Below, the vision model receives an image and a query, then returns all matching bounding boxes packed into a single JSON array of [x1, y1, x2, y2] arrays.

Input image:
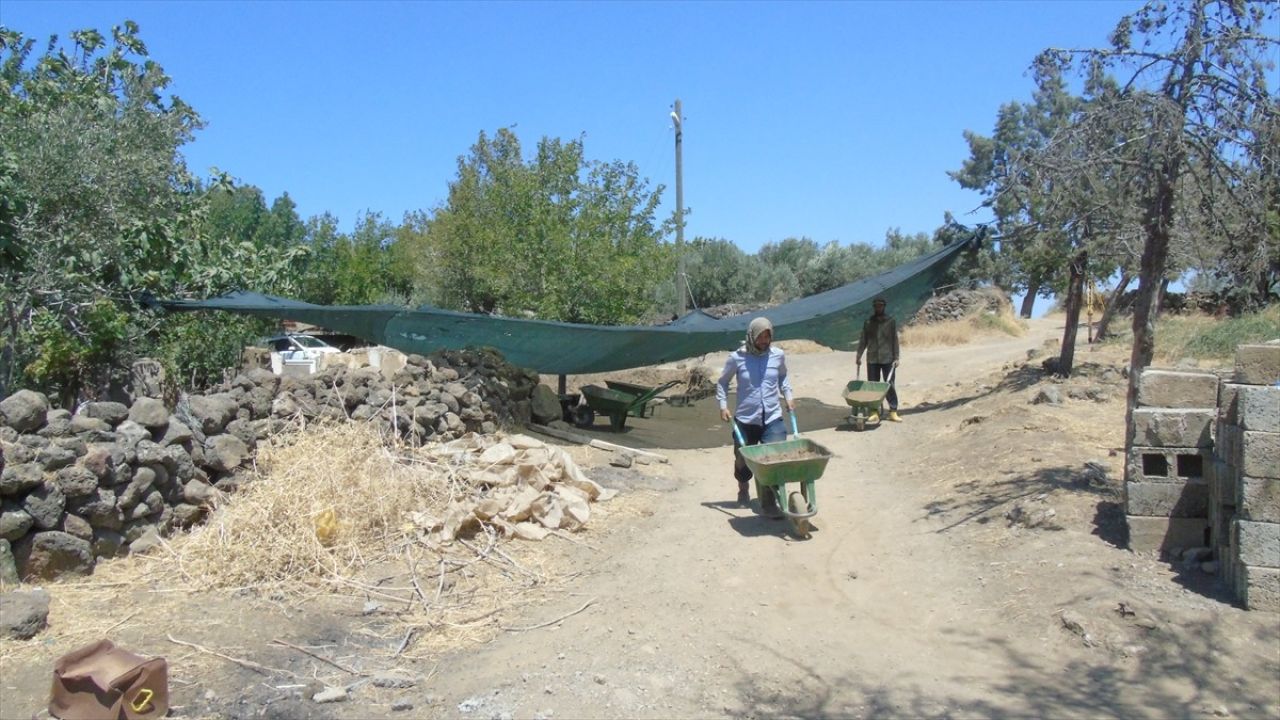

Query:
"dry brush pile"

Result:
[[0, 347, 575, 586]]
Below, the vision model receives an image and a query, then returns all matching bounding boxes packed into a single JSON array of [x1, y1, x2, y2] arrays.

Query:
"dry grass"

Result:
[[0, 423, 621, 679], [904, 308, 1027, 348], [170, 422, 435, 590]]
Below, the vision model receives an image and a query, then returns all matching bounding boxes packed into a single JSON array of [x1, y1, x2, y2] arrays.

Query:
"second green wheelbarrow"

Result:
[[843, 366, 895, 431], [735, 415, 833, 538], [575, 380, 681, 431]]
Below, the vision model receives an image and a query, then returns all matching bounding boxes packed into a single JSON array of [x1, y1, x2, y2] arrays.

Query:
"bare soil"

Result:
[[3, 317, 1278, 720]]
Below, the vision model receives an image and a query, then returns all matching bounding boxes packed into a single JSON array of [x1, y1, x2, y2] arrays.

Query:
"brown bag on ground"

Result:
[[49, 639, 169, 720]]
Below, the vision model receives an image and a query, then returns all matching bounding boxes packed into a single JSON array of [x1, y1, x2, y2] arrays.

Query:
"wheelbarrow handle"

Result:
[[789, 409, 800, 437], [730, 419, 747, 447]]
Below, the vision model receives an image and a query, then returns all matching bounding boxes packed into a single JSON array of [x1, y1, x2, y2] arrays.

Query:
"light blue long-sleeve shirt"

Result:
[[716, 346, 794, 426]]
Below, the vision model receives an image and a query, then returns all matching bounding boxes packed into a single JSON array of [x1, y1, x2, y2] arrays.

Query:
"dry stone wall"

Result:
[[1126, 343, 1280, 611], [0, 348, 550, 586]]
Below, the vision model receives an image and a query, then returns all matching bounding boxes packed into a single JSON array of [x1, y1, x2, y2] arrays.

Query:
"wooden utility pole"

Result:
[[673, 98, 686, 315]]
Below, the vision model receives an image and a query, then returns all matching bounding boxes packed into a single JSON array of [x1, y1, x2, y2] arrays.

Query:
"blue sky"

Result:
[[3, 0, 1147, 255]]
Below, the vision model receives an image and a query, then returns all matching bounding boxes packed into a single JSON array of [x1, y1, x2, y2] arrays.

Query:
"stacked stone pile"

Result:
[[1213, 344, 1280, 611], [0, 348, 553, 585], [911, 289, 1009, 325]]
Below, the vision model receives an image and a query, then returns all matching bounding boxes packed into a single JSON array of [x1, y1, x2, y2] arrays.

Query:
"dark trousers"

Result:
[[731, 418, 786, 483], [867, 363, 898, 410]]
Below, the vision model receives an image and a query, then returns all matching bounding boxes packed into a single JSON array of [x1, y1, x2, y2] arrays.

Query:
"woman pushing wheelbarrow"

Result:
[[716, 317, 795, 515]]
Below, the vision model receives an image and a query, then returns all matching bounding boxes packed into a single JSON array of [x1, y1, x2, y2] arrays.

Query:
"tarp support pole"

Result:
[[558, 374, 567, 396]]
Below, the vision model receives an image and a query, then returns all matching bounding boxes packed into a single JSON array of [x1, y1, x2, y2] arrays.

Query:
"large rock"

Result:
[[0, 504, 34, 542], [23, 483, 67, 530], [0, 539, 18, 587], [0, 463, 44, 496], [0, 588, 50, 638], [186, 394, 239, 435], [128, 397, 170, 430], [0, 390, 49, 434], [37, 409, 73, 438], [204, 434, 249, 473], [17, 531, 94, 579], [54, 465, 99, 498], [82, 401, 130, 427], [530, 384, 562, 424]]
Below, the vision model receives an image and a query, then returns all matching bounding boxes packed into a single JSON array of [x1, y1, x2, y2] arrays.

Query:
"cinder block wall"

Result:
[[1213, 344, 1280, 612], [1126, 369, 1218, 555], [1128, 345, 1280, 611]]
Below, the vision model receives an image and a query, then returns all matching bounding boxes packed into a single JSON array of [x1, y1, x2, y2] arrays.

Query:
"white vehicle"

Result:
[[265, 334, 342, 376]]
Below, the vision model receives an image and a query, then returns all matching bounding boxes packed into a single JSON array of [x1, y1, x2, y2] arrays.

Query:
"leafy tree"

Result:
[[1039, 0, 1277, 409], [296, 211, 411, 305], [681, 237, 752, 308], [0, 24, 306, 400], [417, 129, 673, 324]]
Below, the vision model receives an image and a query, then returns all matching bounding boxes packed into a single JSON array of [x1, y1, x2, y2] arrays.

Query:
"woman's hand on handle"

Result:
[[720, 408, 731, 422]]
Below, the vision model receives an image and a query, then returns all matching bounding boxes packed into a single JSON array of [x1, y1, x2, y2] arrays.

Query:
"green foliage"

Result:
[[297, 211, 412, 305], [0, 23, 309, 400], [153, 312, 273, 388], [415, 129, 673, 324], [21, 299, 129, 403]]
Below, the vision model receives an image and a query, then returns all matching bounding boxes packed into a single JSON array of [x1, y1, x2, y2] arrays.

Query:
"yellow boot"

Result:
[[867, 411, 880, 424], [887, 410, 902, 422]]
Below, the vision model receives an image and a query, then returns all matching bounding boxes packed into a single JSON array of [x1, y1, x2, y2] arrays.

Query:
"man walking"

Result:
[[855, 297, 901, 422]]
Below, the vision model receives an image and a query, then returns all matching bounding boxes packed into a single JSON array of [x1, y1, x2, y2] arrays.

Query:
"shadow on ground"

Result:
[[563, 396, 852, 450], [723, 610, 1280, 719]]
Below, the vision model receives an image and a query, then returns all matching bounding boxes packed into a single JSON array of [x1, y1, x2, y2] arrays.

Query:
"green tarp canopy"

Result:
[[160, 235, 975, 375]]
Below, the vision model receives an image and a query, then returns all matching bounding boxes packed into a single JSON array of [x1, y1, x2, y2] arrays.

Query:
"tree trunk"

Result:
[[1019, 280, 1040, 318], [1094, 270, 1132, 342], [1126, 170, 1178, 429], [1058, 251, 1087, 377]]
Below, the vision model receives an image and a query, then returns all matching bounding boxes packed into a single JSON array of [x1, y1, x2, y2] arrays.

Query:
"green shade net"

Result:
[[160, 235, 976, 374]]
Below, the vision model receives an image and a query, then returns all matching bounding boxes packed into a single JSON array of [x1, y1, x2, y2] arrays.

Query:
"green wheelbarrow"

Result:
[[576, 380, 681, 432], [843, 366, 894, 431], [603, 379, 681, 419], [734, 415, 833, 538]]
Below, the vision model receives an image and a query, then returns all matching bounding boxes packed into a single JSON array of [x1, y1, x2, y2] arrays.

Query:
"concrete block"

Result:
[[1216, 423, 1242, 466], [1235, 344, 1280, 386], [1235, 519, 1280, 568], [1219, 383, 1244, 424], [1238, 386, 1280, 432], [1125, 480, 1209, 518], [1136, 369, 1220, 409], [1242, 431, 1280, 479], [1239, 477, 1280, 524], [1240, 564, 1280, 612], [1130, 409, 1215, 448], [1127, 515, 1208, 553], [1126, 446, 1210, 483]]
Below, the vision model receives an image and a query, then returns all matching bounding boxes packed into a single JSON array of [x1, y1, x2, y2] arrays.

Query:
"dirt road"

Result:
[[3, 318, 1276, 719], [418, 319, 1279, 719]]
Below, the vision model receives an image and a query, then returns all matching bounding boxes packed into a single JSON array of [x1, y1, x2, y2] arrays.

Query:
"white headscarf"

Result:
[[744, 316, 773, 356]]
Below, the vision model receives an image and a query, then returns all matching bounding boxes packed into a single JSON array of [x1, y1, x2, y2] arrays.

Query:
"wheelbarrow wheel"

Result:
[[572, 406, 595, 428], [854, 416, 866, 432], [788, 491, 811, 538]]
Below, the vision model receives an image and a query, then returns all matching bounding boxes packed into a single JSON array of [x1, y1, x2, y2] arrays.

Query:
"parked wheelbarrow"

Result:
[[603, 379, 681, 419], [734, 414, 833, 538], [575, 380, 681, 431], [843, 366, 895, 431]]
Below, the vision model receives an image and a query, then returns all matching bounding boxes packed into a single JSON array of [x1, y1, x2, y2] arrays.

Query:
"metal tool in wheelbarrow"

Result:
[[732, 410, 830, 538], [843, 365, 895, 431]]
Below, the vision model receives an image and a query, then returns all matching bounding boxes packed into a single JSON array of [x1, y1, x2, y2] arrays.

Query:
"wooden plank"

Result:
[[525, 424, 670, 464], [588, 439, 669, 464]]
